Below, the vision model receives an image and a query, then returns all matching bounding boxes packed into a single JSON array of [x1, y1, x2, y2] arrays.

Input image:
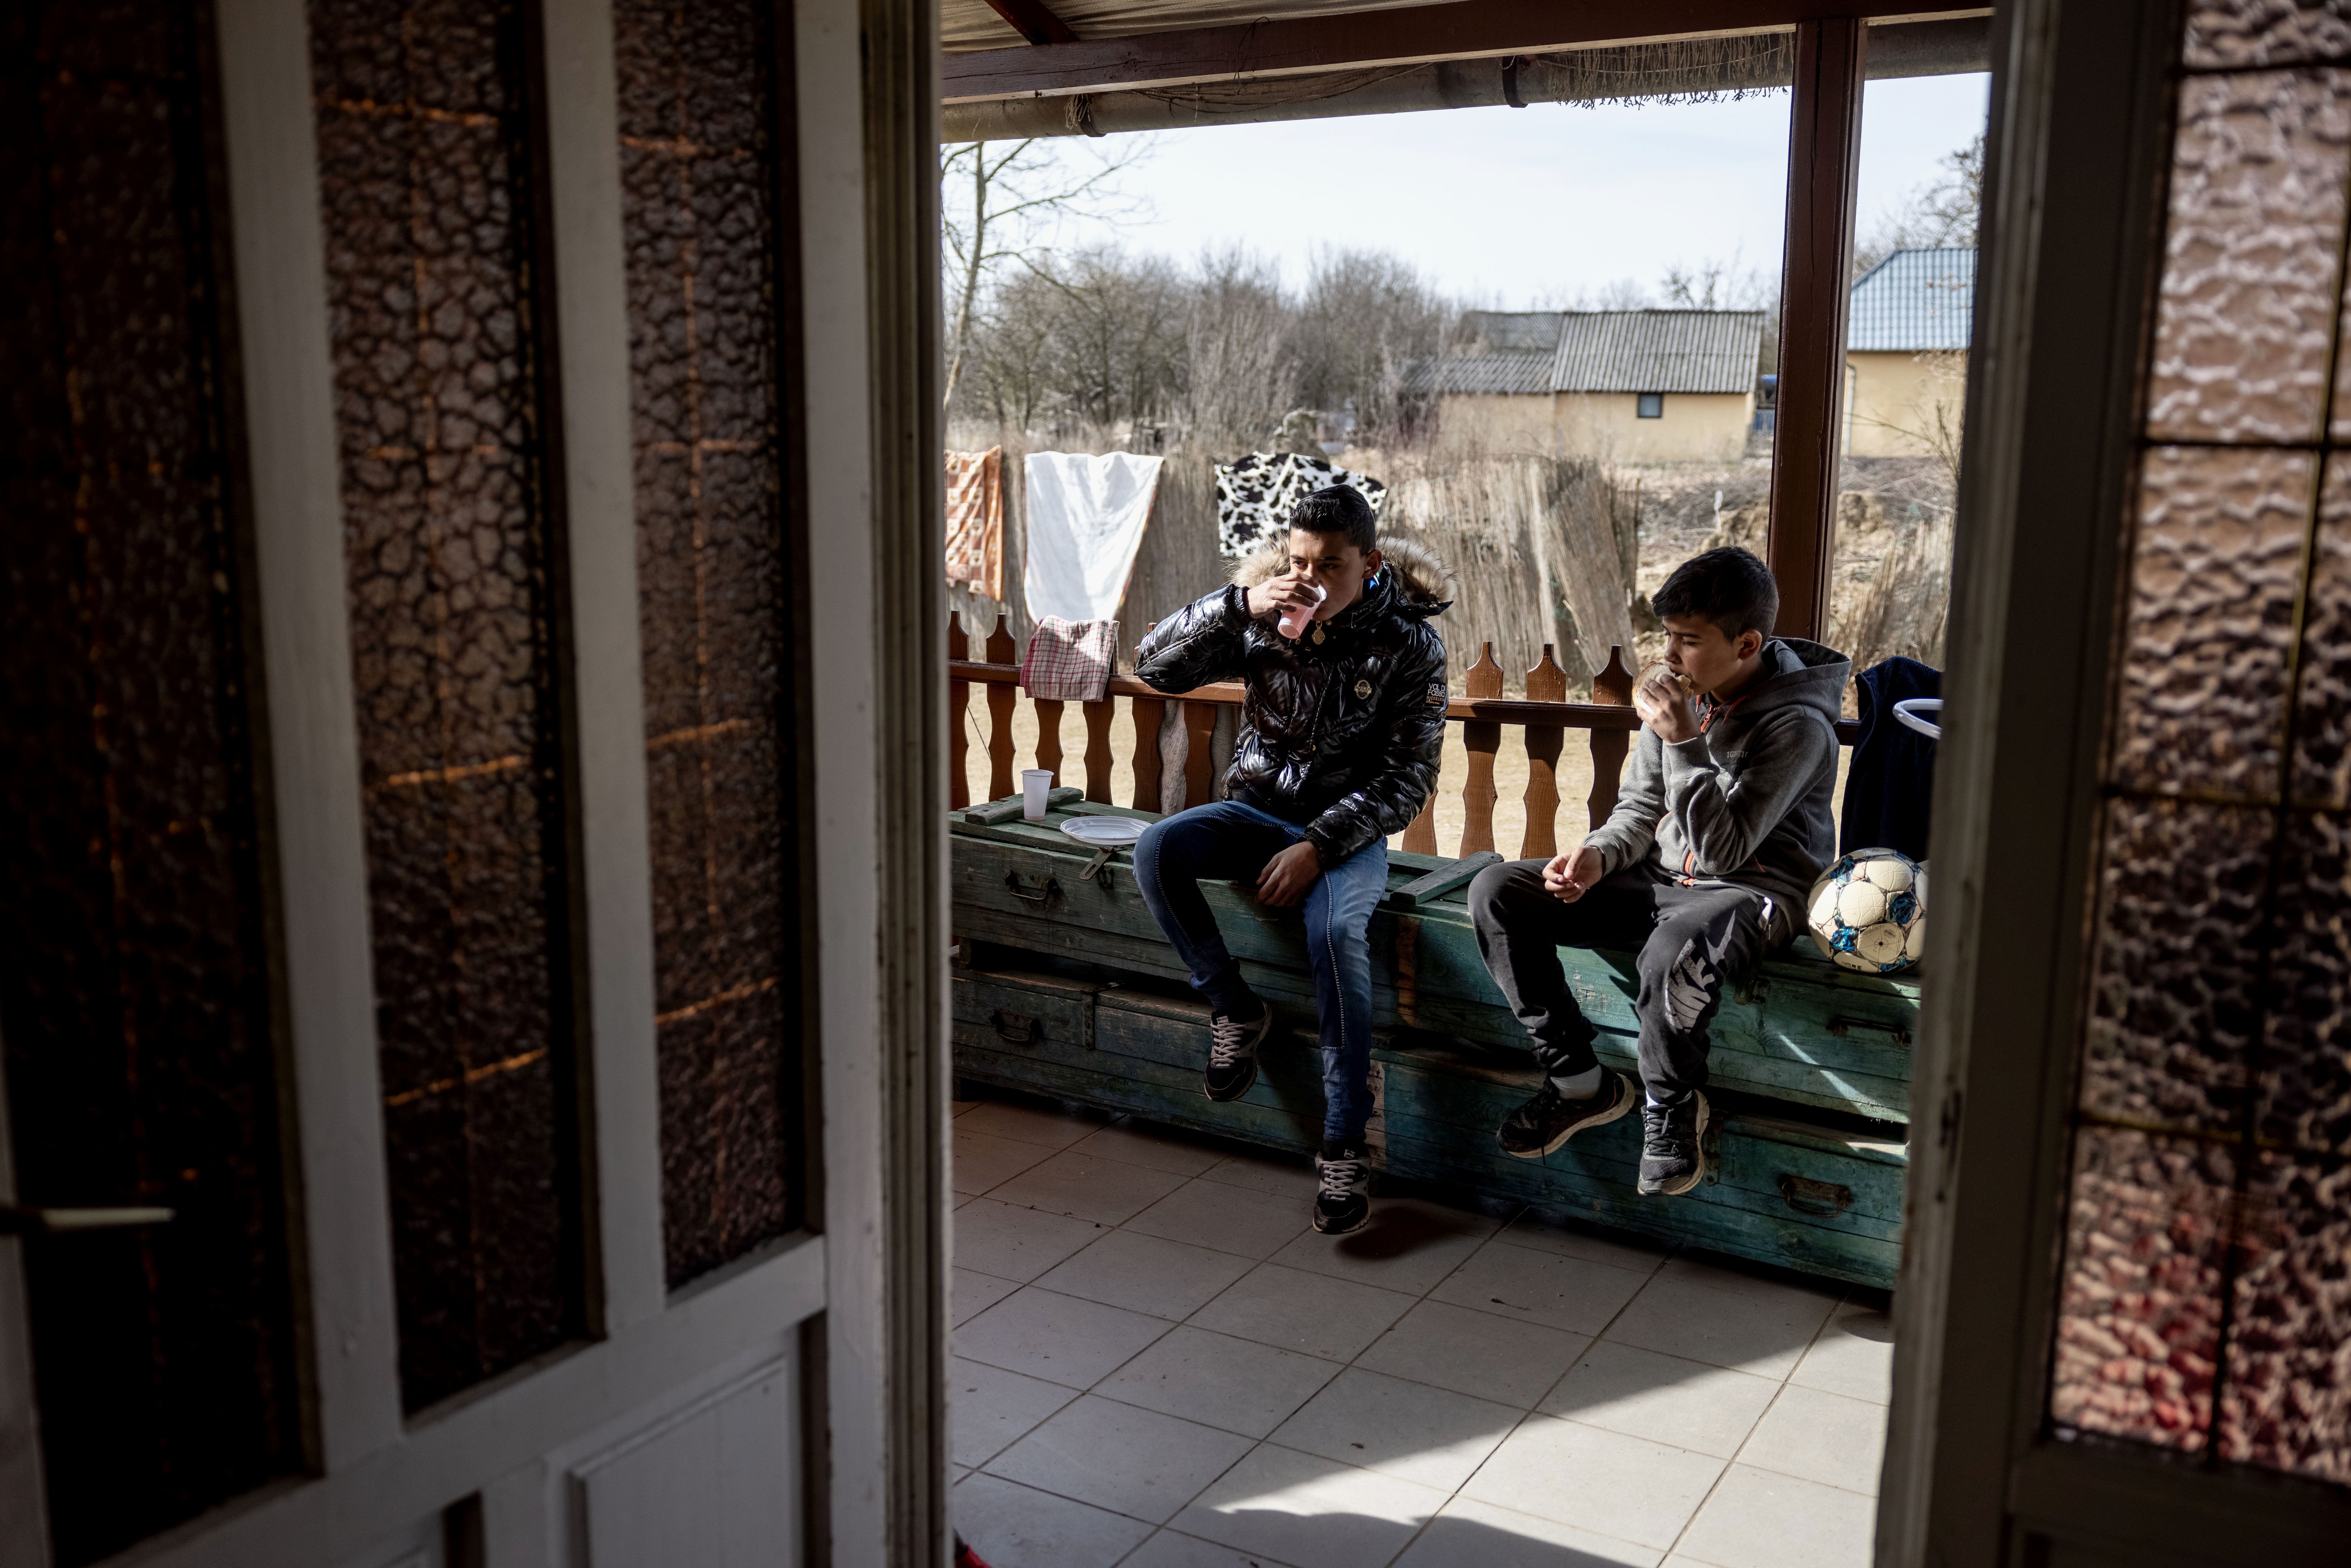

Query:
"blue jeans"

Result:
[[1131, 801, 1388, 1144]]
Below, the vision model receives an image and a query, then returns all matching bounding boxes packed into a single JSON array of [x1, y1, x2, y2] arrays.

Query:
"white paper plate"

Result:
[[1060, 815, 1145, 846]]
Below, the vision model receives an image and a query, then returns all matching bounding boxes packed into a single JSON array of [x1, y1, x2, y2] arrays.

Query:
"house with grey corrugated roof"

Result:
[[1404, 309, 1764, 462], [1845, 247, 1974, 458]]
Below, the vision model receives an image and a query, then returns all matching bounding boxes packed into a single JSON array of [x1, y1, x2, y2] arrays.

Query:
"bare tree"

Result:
[[1854, 132, 1984, 276], [1180, 247, 1297, 451], [939, 137, 1151, 411]]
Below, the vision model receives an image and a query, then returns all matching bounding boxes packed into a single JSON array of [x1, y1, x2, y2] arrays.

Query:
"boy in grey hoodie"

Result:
[[1466, 548, 1849, 1195]]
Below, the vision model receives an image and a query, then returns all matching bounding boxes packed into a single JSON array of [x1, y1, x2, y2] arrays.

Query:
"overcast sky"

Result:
[[1035, 72, 1990, 306]]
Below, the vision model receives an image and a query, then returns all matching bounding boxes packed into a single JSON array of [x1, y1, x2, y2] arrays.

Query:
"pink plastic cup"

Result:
[[1277, 582, 1328, 640]]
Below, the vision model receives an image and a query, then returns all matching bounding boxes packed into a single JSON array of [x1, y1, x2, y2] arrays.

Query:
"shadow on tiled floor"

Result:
[[951, 1086, 1897, 1568]]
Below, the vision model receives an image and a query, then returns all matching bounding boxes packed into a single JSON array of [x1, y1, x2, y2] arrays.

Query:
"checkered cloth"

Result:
[[1018, 617, 1119, 702], [945, 446, 1004, 600]]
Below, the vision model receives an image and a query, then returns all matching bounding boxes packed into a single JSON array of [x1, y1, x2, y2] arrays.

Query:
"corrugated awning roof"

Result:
[[942, 0, 1438, 52], [1552, 309, 1764, 393], [1402, 309, 1764, 397], [1848, 248, 1976, 352], [1399, 352, 1555, 396]]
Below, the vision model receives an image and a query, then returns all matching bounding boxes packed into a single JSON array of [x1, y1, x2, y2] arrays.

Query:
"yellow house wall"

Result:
[[1844, 350, 1968, 458], [1436, 390, 1755, 462]]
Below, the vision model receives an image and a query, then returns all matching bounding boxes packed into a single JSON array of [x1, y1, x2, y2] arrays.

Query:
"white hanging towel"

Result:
[[1022, 451, 1163, 624]]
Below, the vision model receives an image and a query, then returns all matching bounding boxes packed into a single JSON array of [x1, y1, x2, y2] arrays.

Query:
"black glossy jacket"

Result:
[[1135, 537, 1453, 865]]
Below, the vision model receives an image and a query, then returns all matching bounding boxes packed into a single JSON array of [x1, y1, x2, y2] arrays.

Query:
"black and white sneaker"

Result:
[[1637, 1092, 1711, 1196], [1204, 1005, 1272, 1101], [1313, 1142, 1373, 1234], [1496, 1070, 1635, 1159]]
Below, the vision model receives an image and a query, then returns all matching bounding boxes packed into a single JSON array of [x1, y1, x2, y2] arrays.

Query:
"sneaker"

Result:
[[1314, 1142, 1372, 1234], [1205, 1004, 1272, 1101], [1496, 1070, 1635, 1159], [1637, 1092, 1711, 1196]]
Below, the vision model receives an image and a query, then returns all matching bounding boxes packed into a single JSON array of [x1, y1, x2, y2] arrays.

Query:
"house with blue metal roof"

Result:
[[1845, 247, 1975, 458], [1403, 308, 1765, 462]]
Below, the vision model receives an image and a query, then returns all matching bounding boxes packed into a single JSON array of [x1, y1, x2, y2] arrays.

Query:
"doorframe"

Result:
[[1880, 0, 2351, 1560]]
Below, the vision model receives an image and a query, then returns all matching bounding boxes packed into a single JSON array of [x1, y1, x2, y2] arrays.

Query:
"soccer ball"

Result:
[[1807, 849, 1927, 974]]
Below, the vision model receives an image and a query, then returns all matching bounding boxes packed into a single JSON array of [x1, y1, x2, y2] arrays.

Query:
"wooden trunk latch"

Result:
[[1777, 1173, 1854, 1217], [1004, 869, 1060, 908]]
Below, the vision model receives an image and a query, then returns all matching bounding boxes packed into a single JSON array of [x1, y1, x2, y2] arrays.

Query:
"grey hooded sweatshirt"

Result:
[[1582, 637, 1851, 942]]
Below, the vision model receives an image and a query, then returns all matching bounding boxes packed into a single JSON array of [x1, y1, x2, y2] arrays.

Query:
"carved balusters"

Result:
[[1521, 645, 1568, 860], [1034, 699, 1065, 783], [1587, 645, 1636, 828], [1082, 697, 1117, 803], [984, 613, 1018, 802], [1181, 699, 1218, 812], [1460, 643, 1503, 856], [948, 612, 971, 810], [1129, 696, 1166, 811]]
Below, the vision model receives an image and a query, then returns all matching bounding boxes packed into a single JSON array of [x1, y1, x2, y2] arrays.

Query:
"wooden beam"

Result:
[[979, 0, 1076, 48], [1766, 16, 1866, 644], [942, 0, 1981, 102]]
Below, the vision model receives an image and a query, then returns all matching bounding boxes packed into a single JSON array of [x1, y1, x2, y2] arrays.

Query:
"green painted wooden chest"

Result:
[[949, 800, 1917, 1289]]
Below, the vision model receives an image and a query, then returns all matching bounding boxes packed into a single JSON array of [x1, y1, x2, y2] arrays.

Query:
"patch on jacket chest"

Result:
[[1354, 679, 1372, 699]]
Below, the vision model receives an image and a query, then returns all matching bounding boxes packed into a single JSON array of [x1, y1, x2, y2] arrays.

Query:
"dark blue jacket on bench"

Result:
[[1841, 656, 1939, 863]]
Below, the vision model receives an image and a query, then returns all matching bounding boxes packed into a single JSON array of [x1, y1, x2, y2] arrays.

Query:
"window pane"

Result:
[[309, 0, 585, 1412], [2082, 799, 2271, 1138], [0, 4, 302, 1555], [2262, 809, 2351, 1153], [614, 0, 804, 1287], [2111, 445, 2310, 801], [2185, 0, 2351, 70], [2051, 1128, 2234, 1452], [2218, 1150, 2351, 1479], [2144, 69, 2349, 447]]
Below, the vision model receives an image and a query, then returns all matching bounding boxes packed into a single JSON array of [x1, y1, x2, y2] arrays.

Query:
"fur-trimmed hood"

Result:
[[1228, 535, 1455, 621]]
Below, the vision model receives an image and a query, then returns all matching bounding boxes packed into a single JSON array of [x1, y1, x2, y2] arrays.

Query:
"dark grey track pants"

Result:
[[1466, 859, 1769, 1107]]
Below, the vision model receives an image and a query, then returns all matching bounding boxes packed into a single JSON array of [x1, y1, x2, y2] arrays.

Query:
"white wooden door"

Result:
[[0, 0, 945, 1561]]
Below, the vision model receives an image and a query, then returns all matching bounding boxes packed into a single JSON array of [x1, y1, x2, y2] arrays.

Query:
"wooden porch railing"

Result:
[[948, 612, 1861, 861]]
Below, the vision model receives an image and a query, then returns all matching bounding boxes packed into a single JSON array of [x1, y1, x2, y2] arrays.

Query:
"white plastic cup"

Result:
[[1278, 581, 1328, 640], [1021, 769, 1054, 821]]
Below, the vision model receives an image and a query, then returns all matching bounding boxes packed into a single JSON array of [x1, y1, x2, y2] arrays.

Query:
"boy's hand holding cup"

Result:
[[1634, 662, 1700, 744], [1249, 571, 1327, 639]]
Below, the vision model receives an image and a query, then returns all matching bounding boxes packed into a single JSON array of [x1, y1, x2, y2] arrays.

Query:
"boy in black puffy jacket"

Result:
[[1132, 486, 1451, 1235]]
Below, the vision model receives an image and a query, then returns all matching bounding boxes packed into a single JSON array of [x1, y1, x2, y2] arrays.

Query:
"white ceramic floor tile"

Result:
[[1196, 1147, 1320, 1197], [1540, 1341, 1780, 1459], [961, 1099, 1116, 1150], [1268, 1208, 1490, 1297], [1500, 1210, 1676, 1276], [1602, 1272, 1835, 1381], [1069, 1120, 1229, 1178], [952, 1356, 1081, 1468], [1391, 1496, 1662, 1568], [1788, 1301, 1895, 1406], [992, 1149, 1193, 1226], [955, 1472, 1154, 1568], [1268, 1367, 1522, 1493], [1671, 1464, 1875, 1568], [1357, 1299, 1593, 1409], [958, 1288, 1175, 1388], [1737, 1384, 1887, 1496], [1120, 1528, 1305, 1568], [956, 1198, 1115, 1283], [1126, 1178, 1315, 1260], [1189, 1263, 1417, 1363], [954, 1267, 1022, 1327], [1653, 1255, 1842, 1313], [956, 1126, 1058, 1195], [1096, 1325, 1342, 1438], [1172, 1442, 1449, 1568], [1038, 1229, 1257, 1321], [988, 1394, 1255, 1525], [1461, 1413, 1723, 1550], [1429, 1240, 1651, 1337]]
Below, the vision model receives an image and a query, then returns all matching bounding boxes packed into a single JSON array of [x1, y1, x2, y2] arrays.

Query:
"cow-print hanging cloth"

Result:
[[1214, 452, 1387, 558]]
